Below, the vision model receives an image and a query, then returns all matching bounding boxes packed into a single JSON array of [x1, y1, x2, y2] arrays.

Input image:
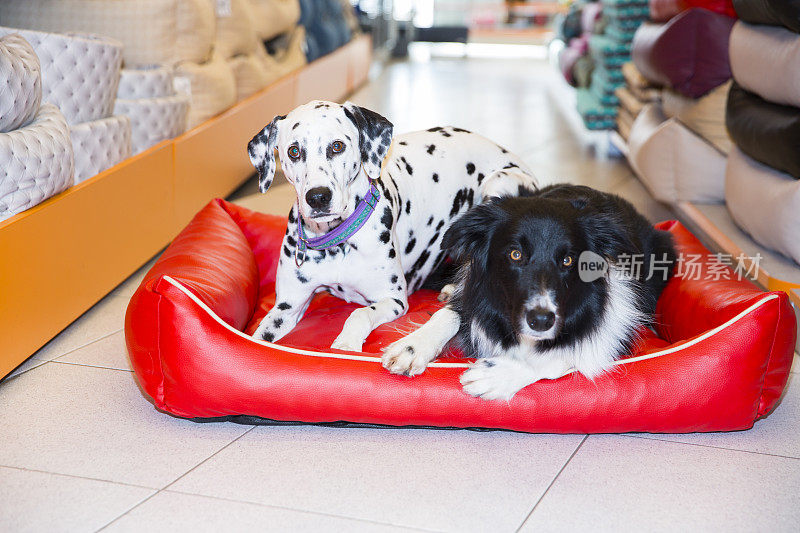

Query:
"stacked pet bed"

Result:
[[114, 67, 190, 155], [125, 199, 796, 432], [0, 34, 74, 221], [615, 62, 661, 140], [724, 1, 800, 265], [624, 6, 736, 203], [0, 27, 130, 185]]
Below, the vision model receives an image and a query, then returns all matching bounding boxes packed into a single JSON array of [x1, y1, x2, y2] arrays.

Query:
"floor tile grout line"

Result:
[[47, 328, 125, 363], [515, 435, 588, 532], [619, 433, 800, 461], [0, 464, 159, 491], [95, 425, 259, 532], [161, 489, 443, 533], [50, 360, 133, 373]]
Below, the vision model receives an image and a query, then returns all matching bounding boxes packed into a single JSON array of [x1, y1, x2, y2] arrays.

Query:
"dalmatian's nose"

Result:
[[305, 187, 332, 210]]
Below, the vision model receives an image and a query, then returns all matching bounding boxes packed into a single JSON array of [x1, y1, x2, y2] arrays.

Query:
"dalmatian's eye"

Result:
[[331, 140, 345, 153], [287, 145, 300, 160]]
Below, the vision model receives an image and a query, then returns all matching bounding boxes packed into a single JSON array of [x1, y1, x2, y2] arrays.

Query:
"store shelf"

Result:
[[0, 35, 372, 379]]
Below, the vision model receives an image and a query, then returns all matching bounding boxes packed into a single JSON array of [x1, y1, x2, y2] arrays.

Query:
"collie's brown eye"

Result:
[[509, 249, 523, 262], [287, 145, 300, 160], [331, 140, 345, 153], [562, 255, 574, 267]]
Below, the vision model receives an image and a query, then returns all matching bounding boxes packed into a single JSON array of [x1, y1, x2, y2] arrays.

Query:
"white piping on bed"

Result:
[[163, 275, 779, 371]]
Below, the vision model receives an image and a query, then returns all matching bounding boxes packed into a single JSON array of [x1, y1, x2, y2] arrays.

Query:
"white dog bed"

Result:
[[69, 115, 132, 183], [662, 80, 732, 155], [0, 103, 74, 221], [0, 27, 122, 126], [114, 94, 189, 155], [628, 104, 726, 204], [0, 34, 41, 133], [250, 0, 301, 41], [117, 66, 175, 100], [730, 21, 800, 108], [0, 0, 215, 68], [726, 147, 800, 265], [175, 52, 237, 129]]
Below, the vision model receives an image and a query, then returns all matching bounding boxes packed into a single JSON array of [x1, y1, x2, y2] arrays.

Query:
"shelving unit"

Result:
[[0, 35, 373, 379]]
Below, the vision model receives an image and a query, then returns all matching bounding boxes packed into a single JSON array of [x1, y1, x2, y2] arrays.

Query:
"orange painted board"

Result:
[[348, 35, 372, 91], [0, 143, 174, 378], [296, 46, 352, 106], [173, 74, 298, 228]]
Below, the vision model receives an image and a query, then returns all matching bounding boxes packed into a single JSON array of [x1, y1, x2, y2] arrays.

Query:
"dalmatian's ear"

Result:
[[342, 102, 393, 180], [248, 114, 285, 193]]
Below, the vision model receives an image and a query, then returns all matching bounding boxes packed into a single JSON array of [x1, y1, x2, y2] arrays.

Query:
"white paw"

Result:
[[331, 333, 364, 352], [253, 321, 274, 342], [382, 335, 438, 376], [460, 358, 530, 401], [437, 284, 456, 303]]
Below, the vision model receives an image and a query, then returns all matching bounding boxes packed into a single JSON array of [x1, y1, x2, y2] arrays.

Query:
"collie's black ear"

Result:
[[580, 211, 638, 263], [342, 101, 393, 180], [248, 114, 285, 193], [442, 202, 507, 265]]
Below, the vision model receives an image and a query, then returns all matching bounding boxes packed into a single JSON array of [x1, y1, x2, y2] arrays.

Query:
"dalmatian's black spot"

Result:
[[263, 332, 275, 342], [405, 239, 416, 254], [388, 249, 396, 259], [287, 209, 296, 223], [436, 220, 445, 231], [273, 318, 283, 328], [391, 274, 398, 283], [286, 235, 296, 246], [484, 359, 496, 367], [504, 162, 519, 169], [392, 298, 406, 310], [427, 215, 434, 226], [380, 231, 390, 243], [440, 130, 452, 137], [283, 245, 292, 258], [449, 188, 475, 217], [404, 250, 431, 284], [296, 271, 309, 283], [432, 173, 439, 182], [400, 157, 413, 175], [381, 206, 393, 229], [314, 102, 330, 109], [292, 122, 300, 130], [312, 249, 327, 263], [452, 127, 471, 133], [477, 172, 485, 185], [466, 162, 475, 175], [370, 305, 376, 310], [428, 232, 440, 246], [399, 141, 407, 146], [394, 309, 400, 316], [277, 302, 292, 310], [427, 127, 443, 132], [337, 285, 343, 292], [405, 200, 411, 215], [427, 144, 436, 154], [500, 146, 509, 153]]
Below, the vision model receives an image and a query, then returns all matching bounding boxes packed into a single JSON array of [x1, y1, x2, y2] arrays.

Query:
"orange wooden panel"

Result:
[[173, 74, 298, 228], [0, 143, 174, 378], [296, 46, 352, 106]]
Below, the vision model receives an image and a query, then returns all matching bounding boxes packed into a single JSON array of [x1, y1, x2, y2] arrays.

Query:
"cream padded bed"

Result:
[[662, 81, 732, 155], [0, 34, 41, 133], [175, 51, 237, 129], [69, 115, 132, 183], [117, 66, 175, 100], [249, 0, 301, 41], [114, 94, 189, 155], [0, 104, 74, 221], [0, 0, 215, 68]]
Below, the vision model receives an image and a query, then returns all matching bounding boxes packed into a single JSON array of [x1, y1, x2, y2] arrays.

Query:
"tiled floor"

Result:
[[2, 48, 799, 532]]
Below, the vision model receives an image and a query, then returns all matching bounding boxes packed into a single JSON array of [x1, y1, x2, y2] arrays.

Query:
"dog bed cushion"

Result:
[[117, 66, 175, 100], [628, 103, 726, 203], [0, 0, 215, 68], [228, 53, 275, 102], [616, 86, 646, 117], [0, 34, 41, 133], [662, 80, 732, 154], [114, 94, 190, 155], [726, 147, 800, 265], [577, 89, 617, 130], [632, 9, 735, 98], [174, 52, 237, 129], [69, 115, 131, 183], [250, 0, 301, 41], [216, 0, 259, 59], [730, 22, 800, 109], [0, 103, 73, 221], [125, 199, 795, 432], [0, 28, 122, 126], [726, 82, 800, 179], [732, 0, 800, 33]]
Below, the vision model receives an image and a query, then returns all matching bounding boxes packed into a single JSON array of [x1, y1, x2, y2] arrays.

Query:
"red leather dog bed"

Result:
[[125, 199, 796, 433]]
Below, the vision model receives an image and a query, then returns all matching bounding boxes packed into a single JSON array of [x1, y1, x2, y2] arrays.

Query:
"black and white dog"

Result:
[[247, 100, 539, 350], [382, 184, 677, 400]]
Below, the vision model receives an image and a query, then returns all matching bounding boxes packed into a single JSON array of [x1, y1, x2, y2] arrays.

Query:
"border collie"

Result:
[[381, 184, 677, 400]]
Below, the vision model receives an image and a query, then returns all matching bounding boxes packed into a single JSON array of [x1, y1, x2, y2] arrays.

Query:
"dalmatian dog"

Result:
[[247, 100, 539, 351]]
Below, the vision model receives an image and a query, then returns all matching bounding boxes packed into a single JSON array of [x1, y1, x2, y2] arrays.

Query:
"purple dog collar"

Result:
[[295, 179, 381, 266]]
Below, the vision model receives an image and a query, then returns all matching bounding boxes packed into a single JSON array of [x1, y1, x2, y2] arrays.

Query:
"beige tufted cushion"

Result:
[[628, 103, 726, 204], [260, 26, 307, 78], [0, 34, 41, 133], [175, 51, 237, 129], [0, 103, 74, 221], [117, 66, 175, 100], [249, 0, 301, 41], [0, 27, 122, 126], [114, 93, 189, 155], [216, 0, 259, 59], [662, 81, 732, 155], [69, 115, 131, 183], [0, 0, 215, 68], [228, 53, 275, 102]]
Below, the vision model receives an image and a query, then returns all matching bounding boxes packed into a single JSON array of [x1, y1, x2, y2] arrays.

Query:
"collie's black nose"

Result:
[[305, 187, 332, 209], [527, 308, 555, 332]]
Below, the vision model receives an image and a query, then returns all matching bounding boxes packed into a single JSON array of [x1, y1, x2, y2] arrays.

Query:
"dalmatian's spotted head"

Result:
[[248, 100, 393, 224]]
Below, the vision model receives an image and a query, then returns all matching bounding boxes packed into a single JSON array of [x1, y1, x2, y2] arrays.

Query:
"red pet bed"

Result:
[[125, 199, 796, 433]]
